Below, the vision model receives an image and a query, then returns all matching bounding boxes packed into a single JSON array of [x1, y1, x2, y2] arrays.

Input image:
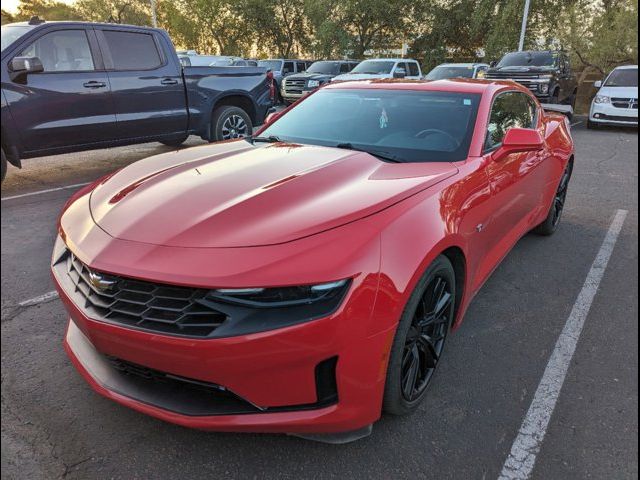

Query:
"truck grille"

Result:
[[484, 73, 542, 92], [611, 98, 639, 109], [62, 250, 227, 337], [283, 78, 306, 94]]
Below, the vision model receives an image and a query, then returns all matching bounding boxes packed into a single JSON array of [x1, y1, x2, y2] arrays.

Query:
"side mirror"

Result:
[[10, 56, 44, 82], [393, 67, 406, 79], [593, 80, 602, 89], [491, 128, 543, 161]]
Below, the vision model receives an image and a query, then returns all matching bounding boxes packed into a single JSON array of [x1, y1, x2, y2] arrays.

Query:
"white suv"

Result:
[[588, 65, 638, 129], [332, 58, 422, 82]]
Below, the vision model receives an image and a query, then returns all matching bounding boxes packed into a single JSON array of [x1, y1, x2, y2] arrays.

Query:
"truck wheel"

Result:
[[550, 90, 560, 104], [160, 135, 189, 147], [211, 106, 253, 142], [1, 147, 7, 182]]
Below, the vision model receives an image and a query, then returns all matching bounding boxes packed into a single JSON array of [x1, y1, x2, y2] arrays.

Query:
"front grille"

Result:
[[62, 250, 227, 337], [485, 72, 541, 81], [611, 98, 639, 109], [283, 78, 306, 94]]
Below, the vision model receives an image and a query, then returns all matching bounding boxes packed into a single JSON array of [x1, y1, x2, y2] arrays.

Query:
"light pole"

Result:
[[150, 0, 158, 28], [518, 0, 531, 51]]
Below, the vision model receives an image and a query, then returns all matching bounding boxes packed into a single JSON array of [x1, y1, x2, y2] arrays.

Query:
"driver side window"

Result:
[[19, 29, 95, 72], [485, 92, 536, 151]]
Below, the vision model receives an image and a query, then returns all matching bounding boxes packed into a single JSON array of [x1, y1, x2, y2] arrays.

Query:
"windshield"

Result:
[[498, 52, 557, 68], [258, 60, 283, 71], [256, 89, 481, 163], [1, 25, 34, 52], [351, 60, 395, 75], [307, 61, 341, 75], [605, 68, 638, 87], [427, 66, 475, 80]]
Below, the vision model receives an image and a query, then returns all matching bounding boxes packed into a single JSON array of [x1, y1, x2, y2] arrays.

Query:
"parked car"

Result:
[[485, 50, 577, 105], [280, 60, 359, 104], [0, 20, 274, 181], [257, 59, 313, 102], [53, 78, 574, 442], [588, 65, 638, 129], [426, 62, 489, 80], [332, 58, 422, 82], [179, 54, 225, 66]]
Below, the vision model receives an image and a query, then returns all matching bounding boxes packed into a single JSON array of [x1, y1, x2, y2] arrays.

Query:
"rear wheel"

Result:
[[533, 160, 573, 236], [210, 106, 252, 142], [1, 147, 7, 182], [383, 255, 456, 415]]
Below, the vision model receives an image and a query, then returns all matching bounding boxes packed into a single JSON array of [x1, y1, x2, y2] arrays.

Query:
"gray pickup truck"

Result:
[[1, 18, 274, 180]]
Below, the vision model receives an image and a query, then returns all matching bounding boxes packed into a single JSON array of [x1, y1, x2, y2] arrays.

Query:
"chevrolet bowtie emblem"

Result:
[[88, 271, 118, 292]]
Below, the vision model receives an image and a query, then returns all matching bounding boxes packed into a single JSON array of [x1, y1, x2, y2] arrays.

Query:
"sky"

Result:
[[2, 0, 76, 14]]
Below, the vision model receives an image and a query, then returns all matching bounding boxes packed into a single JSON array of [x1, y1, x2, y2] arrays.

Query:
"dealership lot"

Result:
[[1, 121, 637, 479]]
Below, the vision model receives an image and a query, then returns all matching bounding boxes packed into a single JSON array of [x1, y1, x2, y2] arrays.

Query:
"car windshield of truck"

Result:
[[498, 52, 557, 68], [427, 66, 475, 80], [605, 69, 638, 87], [258, 60, 283, 72], [1, 25, 34, 52], [307, 61, 340, 75], [351, 61, 395, 75], [255, 89, 481, 163]]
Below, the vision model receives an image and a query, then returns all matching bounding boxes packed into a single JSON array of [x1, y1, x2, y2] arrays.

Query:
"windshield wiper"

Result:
[[250, 135, 282, 144], [334, 143, 402, 163]]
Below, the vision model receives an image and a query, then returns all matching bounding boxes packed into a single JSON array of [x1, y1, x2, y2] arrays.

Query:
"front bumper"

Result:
[[589, 101, 638, 125]]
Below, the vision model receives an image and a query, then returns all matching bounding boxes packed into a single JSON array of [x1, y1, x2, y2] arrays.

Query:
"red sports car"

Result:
[[52, 79, 574, 442]]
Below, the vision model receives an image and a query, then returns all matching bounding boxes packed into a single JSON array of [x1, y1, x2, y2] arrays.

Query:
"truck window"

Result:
[[485, 91, 536, 151], [296, 61, 306, 72], [408, 62, 420, 76], [102, 30, 162, 71], [19, 29, 95, 72], [339, 63, 351, 73], [283, 61, 294, 74]]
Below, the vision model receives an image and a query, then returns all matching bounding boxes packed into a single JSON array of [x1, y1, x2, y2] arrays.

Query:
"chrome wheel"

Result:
[[221, 114, 248, 140]]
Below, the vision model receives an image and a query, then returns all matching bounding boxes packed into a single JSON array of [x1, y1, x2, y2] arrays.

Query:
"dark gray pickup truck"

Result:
[[0, 19, 274, 180]]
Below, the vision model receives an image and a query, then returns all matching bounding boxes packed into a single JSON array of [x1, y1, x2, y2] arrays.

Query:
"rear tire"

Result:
[[587, 119, 599, 130], [210, 106, 252, 142], [533, 160, 573, 236], [159, 135, 188, 147], [383, 255, 456, 415], [1, 147, 7, 183]]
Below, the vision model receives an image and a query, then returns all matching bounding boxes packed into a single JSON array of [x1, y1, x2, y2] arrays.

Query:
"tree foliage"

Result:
[[2, 0, 637, 75]]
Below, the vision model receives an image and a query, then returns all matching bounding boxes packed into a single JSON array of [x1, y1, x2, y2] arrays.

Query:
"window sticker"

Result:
[[379, 108, 388, 129], [464, 99, 472, 106]]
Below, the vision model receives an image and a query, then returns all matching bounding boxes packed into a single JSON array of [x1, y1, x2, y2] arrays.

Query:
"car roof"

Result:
[[612, 65, 638, 70], [362, 58, 419, 63], [437, 63, 488, 68], [325, 78, 523, 95]]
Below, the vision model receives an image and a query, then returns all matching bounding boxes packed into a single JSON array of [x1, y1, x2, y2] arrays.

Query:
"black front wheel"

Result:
[[533, 161, 573, 236], [383, 255, 456, 415]]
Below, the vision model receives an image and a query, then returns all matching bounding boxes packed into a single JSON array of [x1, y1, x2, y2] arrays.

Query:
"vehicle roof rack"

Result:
[[28, 16, 45, 25]]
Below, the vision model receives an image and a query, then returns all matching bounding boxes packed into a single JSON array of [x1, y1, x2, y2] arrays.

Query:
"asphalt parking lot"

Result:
[[1, 119, 637, 479]]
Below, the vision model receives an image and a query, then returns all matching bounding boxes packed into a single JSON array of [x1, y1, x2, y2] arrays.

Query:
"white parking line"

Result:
[[498, 209, 628, 480], [571, 120, 583, 127], [1, 182, 91, 202], [18, 290, 59, 307]]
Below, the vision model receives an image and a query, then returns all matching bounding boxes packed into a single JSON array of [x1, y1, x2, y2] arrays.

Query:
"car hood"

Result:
[[89, 141, 458, 248], [597, 85, 638, 98], [332, 73, 393, 81], [287, 72, 335, 81]]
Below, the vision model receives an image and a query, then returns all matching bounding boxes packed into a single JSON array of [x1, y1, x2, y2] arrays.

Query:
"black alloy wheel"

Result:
[[533, 160, 573, 236], [383, 255, 456, 415]]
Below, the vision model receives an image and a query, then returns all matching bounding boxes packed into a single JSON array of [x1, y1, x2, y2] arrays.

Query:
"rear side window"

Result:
[[486, 91, 537, 151], [19, 29, 94, 72], [408, 62, 420, 76], [283, 61, 294, 74], [102, 30, 162, 70], [296, 61, 306, 72], [339, 63, 351, 73]]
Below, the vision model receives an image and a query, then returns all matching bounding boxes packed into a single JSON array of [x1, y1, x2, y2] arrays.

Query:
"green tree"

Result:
[[74, 0, 151, 25], [13, 0, 82, 21], [1, 9, 16, 25]]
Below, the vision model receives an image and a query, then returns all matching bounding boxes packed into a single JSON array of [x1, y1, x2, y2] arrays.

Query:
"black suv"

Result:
[[485, 51, 578, 106], [280, 60, 359, 104]]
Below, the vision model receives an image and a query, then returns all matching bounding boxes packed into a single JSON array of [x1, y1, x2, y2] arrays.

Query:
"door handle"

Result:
[[83, 81, 106, 89], [161, 78, 178, 85]]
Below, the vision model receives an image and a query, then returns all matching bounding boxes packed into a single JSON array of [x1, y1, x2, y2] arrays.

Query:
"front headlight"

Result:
[[204, 279, 352, 336], [595, 95, 610, 104], [307, 79, 321, 88]]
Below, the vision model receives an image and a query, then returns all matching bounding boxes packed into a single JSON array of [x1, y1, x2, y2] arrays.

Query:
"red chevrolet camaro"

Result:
[[52, 79, 574, 442]]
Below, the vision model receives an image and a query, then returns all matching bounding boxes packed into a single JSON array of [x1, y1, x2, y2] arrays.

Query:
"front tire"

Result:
[[383, 255, 456, 415], [210, 106, 252, 142], [533, 160, 573, 236], [159, 134, 188, 147], [587, 119, 599, 130]]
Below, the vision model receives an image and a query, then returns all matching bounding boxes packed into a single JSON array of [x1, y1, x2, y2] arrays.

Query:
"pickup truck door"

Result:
[[94, 27, 188, 140], [5, 27, 117, 154]]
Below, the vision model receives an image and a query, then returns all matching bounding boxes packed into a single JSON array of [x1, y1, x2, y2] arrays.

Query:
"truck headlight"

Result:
[[307, 80, 321, 88], [595, 95, 610, 104]]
